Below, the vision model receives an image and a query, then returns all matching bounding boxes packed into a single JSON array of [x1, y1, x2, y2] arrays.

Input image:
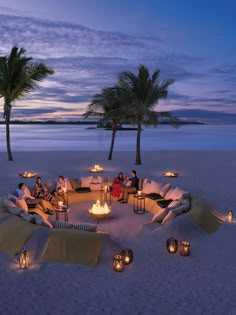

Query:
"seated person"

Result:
[[16, 182, 54, 215], [118, 170, 139, 203], [111, 172, 126, 199], [54, 175, 68, 205], [32, 176, 53, 202]]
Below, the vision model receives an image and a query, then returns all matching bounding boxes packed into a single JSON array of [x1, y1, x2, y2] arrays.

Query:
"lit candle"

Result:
[[113, 254, 124, 272], [227, 210, 233, 223], [137, 190, 142, 196], [166, 237, 178, 253], [58, 201, 63, 208]]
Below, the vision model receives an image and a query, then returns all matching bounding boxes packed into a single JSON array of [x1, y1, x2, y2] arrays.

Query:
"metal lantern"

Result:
[[227, 210, 233, 223], [166, 237, 178, 253], [180, 241, 191, 256], [120, 248, 133, 265], [19, 249, 30, 269], [113, 254, 124, 272]]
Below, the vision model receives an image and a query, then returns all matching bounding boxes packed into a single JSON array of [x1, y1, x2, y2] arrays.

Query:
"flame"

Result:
[[89, 200, 111, 214]]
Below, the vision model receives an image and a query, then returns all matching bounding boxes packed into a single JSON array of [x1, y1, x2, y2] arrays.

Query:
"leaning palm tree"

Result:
[[118, 64, 177, 165], [85, 86, 127, 160], [0, 47, 54, 161]]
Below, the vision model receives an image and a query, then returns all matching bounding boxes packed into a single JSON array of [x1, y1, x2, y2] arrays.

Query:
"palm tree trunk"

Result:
[[5, 104, 13, 161], [135, 122, 142, 165], [108, 128, 117, 160]]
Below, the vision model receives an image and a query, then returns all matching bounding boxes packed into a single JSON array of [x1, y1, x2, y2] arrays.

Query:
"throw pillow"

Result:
[[91, 176, 103, 184], [65, 178, 73, 191], [165, 187, 177, 200], [44, 180, 56, 193], [150, 180, 164, 194], [161, 210, 176, 225], [90, 183, 102, 191], [20, 212, 35, 223], [33, 214, 53, 228], [73, 223, 97, 232], [69, 178, 81, 189], [160, 183, 171, 197], [142, 180, 152, 194], [81, 176, 93, 187], [4, 198, 22, 215], [16, 199, 28, 212], [167, 200, 181, 210], [152, 208, 169, 222]]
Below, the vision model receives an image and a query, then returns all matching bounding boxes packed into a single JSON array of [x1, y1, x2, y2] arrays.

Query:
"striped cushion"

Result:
[[49, 219, 73, 229], [33, 214, 53, 228], [20, 212, 35, 222], [73, 223, 97, 232], [4, 198, 23, 215]]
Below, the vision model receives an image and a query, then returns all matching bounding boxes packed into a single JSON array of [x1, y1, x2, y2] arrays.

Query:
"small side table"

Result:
[[54, 207, 70, 222], [133, 195, 146, 214], [100, 185, 112, 205]]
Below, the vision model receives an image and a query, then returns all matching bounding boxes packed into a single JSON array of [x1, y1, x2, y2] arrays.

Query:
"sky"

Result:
[[0, 0, 235, 122]]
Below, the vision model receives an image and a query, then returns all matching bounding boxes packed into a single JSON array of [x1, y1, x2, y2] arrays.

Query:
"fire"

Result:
[[89, 200, 111, 214]]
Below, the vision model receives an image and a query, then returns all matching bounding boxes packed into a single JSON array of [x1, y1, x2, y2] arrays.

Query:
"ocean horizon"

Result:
[[0, 124, 236, 152]]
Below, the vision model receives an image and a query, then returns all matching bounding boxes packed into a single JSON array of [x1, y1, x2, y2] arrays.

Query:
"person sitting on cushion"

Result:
[[118, 170, 139, 203], [16, 182, 54, 214], [32, 176, 54, 202], [111, 172, 126, 199], [54, 175, 68, 205]]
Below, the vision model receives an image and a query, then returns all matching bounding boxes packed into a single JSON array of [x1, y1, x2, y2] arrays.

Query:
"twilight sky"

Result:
[[0, 0, 235, 122]]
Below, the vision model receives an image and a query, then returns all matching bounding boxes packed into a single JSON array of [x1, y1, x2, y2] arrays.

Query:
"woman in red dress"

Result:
[[111, 172, 126, 199]]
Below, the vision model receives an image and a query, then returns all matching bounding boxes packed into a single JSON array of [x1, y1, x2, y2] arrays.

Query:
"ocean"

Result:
[[0, 124, 235, 151]]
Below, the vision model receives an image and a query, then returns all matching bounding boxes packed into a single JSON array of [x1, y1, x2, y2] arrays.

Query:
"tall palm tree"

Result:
[[0, 47, 54, 161], [85, 86, 127, 160], [118, 64, 177, 165]]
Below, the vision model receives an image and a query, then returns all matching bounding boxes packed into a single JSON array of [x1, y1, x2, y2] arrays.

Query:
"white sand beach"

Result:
[[0, 150, 236, 315]]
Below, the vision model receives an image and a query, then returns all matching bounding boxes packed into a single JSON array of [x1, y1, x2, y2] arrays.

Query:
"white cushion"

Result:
[[65, 178, 73, 191], [4, 198, 22, 215], [80, 176, 93, 187], [167, 200, 181, 210], [163, 187, 176, 199], [149, 181, 163, 194], [161, 210, 176, 225], [92, 176, 103, 184], [160, 183, 171, 197], [44, 180, 56, 193], [152, 208, 169, 222], [23, 185, 32, 197], [142, 180, 152, 194]]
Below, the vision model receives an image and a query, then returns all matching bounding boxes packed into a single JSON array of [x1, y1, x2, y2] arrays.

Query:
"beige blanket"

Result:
[[185, 196, 224, 234]]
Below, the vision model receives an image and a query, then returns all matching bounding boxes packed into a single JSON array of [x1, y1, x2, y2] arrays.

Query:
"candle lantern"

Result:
[[19, 249, 30, 269], [137, 190, 142, 196], [166, 237, 178, 253], [113, 254, 124, 272], [120, 248, 133, 265], [180, 241, 191, 256], [227, 210, 233, 223]]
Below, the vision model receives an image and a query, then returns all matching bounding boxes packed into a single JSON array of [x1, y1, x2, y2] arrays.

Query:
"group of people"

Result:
[[16, 171, 139, 213], [111, 170, 139, 203], [16, 175, 68, 214]]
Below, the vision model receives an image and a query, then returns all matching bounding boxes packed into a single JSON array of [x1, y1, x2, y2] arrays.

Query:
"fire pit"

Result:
[[162, 171, 179, 178], [89, 164, 103, 173], [89, 200, 111, 222], [19, 171, 37, 178]]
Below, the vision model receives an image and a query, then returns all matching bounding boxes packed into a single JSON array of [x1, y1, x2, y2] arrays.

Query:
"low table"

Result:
[[54, 206, 70, 222], [133, 194, 146, 214]]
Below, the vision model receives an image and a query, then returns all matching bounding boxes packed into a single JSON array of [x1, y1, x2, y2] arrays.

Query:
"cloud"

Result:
[[0, 12, 235, 121]]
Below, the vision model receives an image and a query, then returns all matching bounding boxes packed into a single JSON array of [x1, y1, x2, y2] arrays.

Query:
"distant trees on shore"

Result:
[[0, 47, 54, 161]]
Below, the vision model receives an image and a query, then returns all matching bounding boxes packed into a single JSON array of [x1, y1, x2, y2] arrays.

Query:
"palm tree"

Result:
[[0, 47, 54, 161], [118, 64, 177, 165], [85, 86, 127, 160]]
